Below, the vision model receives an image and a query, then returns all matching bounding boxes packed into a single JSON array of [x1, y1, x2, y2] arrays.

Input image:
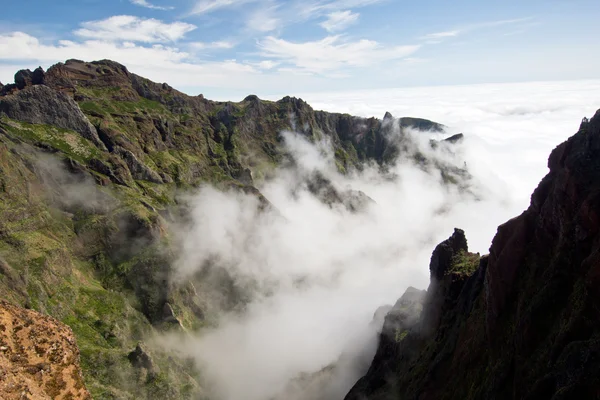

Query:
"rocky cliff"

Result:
[[0, 59, 456, 399], [345, 111, 600, 399]]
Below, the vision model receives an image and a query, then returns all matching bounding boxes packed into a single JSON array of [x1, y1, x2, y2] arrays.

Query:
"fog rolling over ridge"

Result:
[[157, 81, 600, 400]]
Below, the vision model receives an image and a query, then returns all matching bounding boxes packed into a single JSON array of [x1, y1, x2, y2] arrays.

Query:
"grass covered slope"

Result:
[[0, 59, 452, 398]]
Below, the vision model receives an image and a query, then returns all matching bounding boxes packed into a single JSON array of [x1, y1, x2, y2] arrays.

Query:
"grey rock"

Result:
[[443, 133, 464, 143], [114, 146, 163, 183], [31, 67, 45, 85], [0, 85, 106, 150], [14, 69, 33, 89]]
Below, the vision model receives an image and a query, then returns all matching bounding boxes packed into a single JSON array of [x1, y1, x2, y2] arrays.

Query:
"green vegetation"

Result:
[[448, 249, 480, 276], [394, 328, 408, 342], [0, 117, 103, 163]]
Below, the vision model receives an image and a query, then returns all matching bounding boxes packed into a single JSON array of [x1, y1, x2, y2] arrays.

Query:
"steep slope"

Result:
[[0, 300, 90, 399], [345, 111, 600, 399], [0, 59, 458, 398]]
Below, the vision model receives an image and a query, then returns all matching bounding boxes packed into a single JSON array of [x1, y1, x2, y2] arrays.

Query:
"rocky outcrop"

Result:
[[0, 85, 106, 150], [114, 147, 163, 183], [0, 300, 90, 399], [14, 67, 45, 90], [345, 109, 600, 400]]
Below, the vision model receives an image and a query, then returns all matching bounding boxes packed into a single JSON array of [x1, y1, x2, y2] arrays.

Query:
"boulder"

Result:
[[14, 69, 33, 89]]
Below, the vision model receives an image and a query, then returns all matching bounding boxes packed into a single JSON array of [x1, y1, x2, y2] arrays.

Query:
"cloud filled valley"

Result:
[[146, 80, 600, 400]]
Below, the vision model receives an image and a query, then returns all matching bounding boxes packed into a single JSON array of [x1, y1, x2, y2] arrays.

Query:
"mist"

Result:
[[160, 81, 600, 400]]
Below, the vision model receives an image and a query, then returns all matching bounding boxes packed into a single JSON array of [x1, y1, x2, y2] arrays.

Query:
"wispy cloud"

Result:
[[74, 15, 196, 43], [130, 0, 174, 11], [258, 35, 419, 74], [190, 0, 255, 15], [190, 40, 235, 49], [320, 10, 359, 32], [421, 17, 533, 42], [420, 30, 459, 40], [299, 0, 383, 18], [246, 5, 281, 32]]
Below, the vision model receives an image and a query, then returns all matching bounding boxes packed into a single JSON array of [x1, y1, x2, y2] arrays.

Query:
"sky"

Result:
[[1, 0, 600, 100]]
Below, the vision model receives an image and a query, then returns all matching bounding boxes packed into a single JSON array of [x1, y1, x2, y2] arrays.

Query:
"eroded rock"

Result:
[[0, 300, 91, 399]]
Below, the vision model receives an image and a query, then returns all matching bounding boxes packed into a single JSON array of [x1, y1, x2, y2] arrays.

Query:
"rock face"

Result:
[[0, 300, 90, 399], [345, 109, 600, 399], [0, 85, 105, 149]]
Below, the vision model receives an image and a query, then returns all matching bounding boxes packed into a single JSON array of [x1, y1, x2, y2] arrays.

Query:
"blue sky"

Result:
[[1, 0, 599, 99]]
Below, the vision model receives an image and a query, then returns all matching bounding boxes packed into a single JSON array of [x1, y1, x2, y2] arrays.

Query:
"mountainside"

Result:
[[345, 111, 600, 399], [0, 59, 454, 398]]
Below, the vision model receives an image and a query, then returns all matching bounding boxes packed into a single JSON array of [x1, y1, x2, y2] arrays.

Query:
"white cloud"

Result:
[[247, 60, 280, 69], [130, 0, 174, 10], [247, 6, 281, 32], [320, 10, 359, 32], [258, 35, 420, 74], [190, 40, 235, 49], [420, 30, 459, 40], [74, 15, 196, 43]]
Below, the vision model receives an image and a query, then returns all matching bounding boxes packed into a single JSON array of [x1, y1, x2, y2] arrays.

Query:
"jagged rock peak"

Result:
[[429, 228, 468, 280], [383, 111, 394, 120], [277, 95, 308, 107]]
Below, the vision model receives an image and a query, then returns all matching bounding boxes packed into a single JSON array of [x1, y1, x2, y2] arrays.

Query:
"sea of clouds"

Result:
[[162, 80, 600, 400]]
